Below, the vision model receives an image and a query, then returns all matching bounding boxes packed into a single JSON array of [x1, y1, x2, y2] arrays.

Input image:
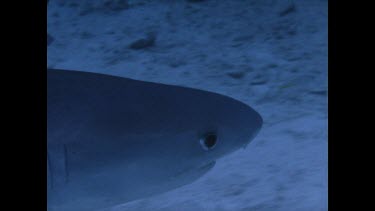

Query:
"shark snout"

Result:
[[242, 108, 263, 149]]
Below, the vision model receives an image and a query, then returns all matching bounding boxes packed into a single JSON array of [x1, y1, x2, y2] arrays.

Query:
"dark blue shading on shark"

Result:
[[47, 69, 262, 211]]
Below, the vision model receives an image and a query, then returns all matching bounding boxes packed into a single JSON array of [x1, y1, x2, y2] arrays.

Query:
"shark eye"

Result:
[[200, 133, 217, 150]]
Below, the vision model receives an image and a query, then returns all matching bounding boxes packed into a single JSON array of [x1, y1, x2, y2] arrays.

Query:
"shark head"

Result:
[[47, 69, 263, 211]]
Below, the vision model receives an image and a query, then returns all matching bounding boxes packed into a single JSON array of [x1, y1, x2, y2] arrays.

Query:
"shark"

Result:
[[47, 69, 262, 211]]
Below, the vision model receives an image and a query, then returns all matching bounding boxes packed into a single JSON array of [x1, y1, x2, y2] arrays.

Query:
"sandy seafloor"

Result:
[[47, 0, 327, 210]]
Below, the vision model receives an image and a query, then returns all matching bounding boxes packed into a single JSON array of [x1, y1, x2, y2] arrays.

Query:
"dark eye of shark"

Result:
[[200, 133, 217, 150]]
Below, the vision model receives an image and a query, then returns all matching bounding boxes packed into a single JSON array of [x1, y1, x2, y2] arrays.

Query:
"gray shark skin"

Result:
[[47, 69, 262, 211]]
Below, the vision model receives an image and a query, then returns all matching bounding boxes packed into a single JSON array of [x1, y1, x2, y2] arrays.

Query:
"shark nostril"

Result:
[[200, 133, 217, 150]]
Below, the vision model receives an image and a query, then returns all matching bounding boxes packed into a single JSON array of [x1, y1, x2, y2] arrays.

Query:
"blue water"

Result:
[[48, 0, 327, 210]]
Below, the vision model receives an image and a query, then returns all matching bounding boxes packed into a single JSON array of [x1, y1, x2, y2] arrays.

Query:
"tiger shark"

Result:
[[47, 69, 262, 211]]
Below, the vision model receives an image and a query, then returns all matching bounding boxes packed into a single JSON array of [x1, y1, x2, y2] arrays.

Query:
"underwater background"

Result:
[[47, 0, 327, 210]]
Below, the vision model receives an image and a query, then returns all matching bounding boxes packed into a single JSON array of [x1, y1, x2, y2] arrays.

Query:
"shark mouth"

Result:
[[171, 161, 216, 180], [198, 161, 216, 171]]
